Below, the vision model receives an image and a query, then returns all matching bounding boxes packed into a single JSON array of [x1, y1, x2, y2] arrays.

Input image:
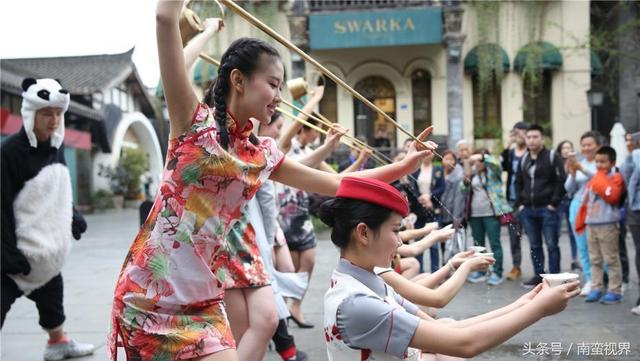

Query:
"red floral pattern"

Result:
[[108, 104, 283, 361]]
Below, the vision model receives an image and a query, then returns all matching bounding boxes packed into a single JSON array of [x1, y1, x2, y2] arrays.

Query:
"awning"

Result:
[[591, 49, 604, 76], [464, 44, 510, 74], [513, 42, 563, 72]]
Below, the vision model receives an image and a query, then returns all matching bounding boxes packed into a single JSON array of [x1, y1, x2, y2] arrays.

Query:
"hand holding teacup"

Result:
[[531, 279, 581, 317], [449, 250, 475, 269], [461, 255, 495, 272], [516, 283, 544, 306]]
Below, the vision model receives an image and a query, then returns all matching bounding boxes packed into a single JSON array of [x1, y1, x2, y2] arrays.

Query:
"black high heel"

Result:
[[287, 314, 314, 329]]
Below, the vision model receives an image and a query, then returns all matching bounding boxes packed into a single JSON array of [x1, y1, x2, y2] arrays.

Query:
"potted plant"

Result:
[[98, 164, 129, 209], [91, 189, 114, 211], [119, 148, 150, 207]]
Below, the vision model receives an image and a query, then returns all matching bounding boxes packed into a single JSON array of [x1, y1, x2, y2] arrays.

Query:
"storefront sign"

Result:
[[309, 8, 442, 50]]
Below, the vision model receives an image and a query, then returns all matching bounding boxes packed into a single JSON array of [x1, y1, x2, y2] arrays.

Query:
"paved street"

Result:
[[2, 210, 639, 361]]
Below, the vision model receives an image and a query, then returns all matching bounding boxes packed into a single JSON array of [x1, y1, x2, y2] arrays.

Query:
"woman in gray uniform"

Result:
[[320, 177, 581, 361]]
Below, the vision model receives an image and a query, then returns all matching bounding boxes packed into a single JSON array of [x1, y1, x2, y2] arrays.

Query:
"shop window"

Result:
[[318, 77, 337, 124], [523, 71, 552, 137], [411, 69, 432, 134], [353, 76, 396, 153]]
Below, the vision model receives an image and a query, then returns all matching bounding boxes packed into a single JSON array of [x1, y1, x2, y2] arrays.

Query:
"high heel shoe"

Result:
[[287, 314, 314, 329]]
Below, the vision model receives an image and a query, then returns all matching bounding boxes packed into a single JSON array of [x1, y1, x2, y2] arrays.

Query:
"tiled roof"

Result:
[[1, 48, 135, 95], [1, 63, 103, 122]]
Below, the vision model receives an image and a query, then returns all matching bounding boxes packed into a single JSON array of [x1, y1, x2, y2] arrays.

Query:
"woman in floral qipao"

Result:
[[108, 1, 437, 361]]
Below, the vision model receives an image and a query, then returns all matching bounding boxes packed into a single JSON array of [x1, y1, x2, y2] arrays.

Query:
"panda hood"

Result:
[[20, 78, 70, 149]]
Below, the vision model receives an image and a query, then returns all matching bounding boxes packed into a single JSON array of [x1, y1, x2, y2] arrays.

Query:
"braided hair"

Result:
[[318, 198, 392, 249], [203, 38, 281, 150]]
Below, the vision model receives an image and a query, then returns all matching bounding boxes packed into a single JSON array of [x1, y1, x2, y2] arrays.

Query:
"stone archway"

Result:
[[93, 112, 163, 197]]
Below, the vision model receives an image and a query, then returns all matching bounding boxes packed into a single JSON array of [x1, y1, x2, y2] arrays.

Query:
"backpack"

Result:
[[519, 149, 565, 186], [520, 149, 556, 174]]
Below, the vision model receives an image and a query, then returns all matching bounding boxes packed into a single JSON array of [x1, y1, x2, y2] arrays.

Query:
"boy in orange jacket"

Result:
[[576, 146, 625, 304]]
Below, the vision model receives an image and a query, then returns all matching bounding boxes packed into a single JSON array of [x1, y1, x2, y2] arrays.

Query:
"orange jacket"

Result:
[[590, 169, 625, 205], [574, 169, 625, 234]]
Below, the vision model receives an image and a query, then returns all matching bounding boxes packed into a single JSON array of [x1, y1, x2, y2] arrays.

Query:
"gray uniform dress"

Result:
[[334, 259, 421, 358]]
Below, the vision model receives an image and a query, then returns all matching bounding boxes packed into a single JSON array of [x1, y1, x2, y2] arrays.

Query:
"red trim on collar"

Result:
[[226, 110, 254, 140]]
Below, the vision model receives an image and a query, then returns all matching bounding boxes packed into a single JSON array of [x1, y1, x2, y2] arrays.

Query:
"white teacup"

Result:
[[541, 273, 580, 287], [468, 246, 486, 253], [473, 252, 494, 258]]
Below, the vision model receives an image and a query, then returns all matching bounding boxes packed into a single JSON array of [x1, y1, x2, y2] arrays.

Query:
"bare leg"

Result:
[[401, 257, 420, 279], [224, 289, 249, 341], [274, 245, 295, 273], [234, 287, 278, 361], [46, 326, 67, 343], [290, 248, 316, 323], [290, 250, 301, 271]]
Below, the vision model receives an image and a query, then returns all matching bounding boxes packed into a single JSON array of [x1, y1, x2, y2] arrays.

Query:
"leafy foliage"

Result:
[[99, 147, 149, 199]]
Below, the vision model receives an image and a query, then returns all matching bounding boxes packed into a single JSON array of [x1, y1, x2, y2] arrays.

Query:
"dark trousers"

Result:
[[628, 222, 640, 305], [521, 207, 561, 275], [559, 198, 578, 260], [273, 318, 296, 359], [1, 273, 65, 330], [618, 218, 630, 284], [507, 208, 523, 268], [469, 216, 503, 277], [416, 217, 439, 273]]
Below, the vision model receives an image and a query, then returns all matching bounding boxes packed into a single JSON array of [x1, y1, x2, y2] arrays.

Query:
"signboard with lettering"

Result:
[[309, 8, 442, 50]]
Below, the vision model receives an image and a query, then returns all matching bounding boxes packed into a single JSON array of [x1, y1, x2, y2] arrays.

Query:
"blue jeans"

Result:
[[559, 198, 577, 260], [569, 199, 591, 282], [520, 206, 561, 275], [416, 217, 440, 273]]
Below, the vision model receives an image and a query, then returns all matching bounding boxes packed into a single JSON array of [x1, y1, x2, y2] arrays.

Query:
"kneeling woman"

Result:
[[320, 177, 580, 360]]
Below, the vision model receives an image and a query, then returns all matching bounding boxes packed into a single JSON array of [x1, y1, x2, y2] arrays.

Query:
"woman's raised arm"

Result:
[[271, 127, 436, 195], [156, 0, 199, 138], [278, 86, 325, 153]]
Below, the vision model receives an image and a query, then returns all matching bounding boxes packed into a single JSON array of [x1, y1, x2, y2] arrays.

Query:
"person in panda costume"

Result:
[[1, 78, 95, 360]]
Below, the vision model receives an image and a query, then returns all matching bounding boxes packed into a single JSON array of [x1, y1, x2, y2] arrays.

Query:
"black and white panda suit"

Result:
[[1, 78, 87, 330]]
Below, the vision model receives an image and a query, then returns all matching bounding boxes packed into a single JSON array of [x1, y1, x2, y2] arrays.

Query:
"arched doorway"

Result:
[[353, 76, 396, 153], [93, 113, 164, 197]]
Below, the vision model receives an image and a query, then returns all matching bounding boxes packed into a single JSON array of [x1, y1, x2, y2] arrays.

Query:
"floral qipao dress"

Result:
[[108, 104, 284, 361]]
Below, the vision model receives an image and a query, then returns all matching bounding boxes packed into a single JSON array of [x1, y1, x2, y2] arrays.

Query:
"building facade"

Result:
[[1, 49, 165, 208], [290, 0, 595, 150]]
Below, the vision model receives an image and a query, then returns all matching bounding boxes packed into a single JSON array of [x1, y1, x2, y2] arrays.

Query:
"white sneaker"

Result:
[[579, 282, 592, 297], [44, 339, 95, 361], [632, 305, 640, 316]]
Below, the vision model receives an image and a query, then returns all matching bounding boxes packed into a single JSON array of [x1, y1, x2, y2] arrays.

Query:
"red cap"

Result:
[[335, 177, 409, 217]]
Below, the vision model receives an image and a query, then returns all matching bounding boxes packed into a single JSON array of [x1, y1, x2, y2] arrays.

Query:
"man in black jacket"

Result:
[[515, 124, 566, 287], [500, 121, 529, 281]]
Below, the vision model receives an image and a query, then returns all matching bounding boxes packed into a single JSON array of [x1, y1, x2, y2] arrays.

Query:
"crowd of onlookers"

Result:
[[372, 122, 640, 317]]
